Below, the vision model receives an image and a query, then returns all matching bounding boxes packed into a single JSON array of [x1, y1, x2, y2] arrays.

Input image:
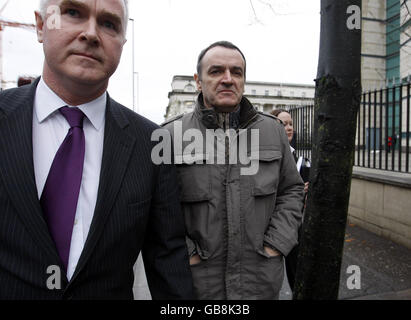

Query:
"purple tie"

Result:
[[41, 107, 86, 271]]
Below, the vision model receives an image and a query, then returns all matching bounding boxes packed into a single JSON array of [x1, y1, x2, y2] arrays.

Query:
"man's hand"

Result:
[[264, 246, 281, 257], [190, 254, 201, 266]]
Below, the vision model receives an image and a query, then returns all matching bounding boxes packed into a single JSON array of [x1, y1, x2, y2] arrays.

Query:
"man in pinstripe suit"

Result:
[[0, 0, 194, 299]]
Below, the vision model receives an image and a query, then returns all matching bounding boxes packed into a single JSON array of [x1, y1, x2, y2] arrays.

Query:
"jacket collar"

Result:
[[194, 93, 258, 129]]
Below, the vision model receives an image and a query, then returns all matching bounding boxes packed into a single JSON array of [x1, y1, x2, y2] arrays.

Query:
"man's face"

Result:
[[36, 0, 127, 89], [195, 46, 245, 111]]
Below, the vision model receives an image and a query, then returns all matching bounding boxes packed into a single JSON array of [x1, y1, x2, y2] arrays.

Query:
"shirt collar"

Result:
[[35, 77, 106, 130]]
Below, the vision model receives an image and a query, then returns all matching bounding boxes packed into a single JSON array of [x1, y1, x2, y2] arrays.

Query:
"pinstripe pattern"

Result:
[[0, 80, 194, 300]]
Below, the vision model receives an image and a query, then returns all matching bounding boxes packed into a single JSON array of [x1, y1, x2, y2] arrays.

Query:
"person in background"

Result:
[[271, 110, 296, 154], [271, 108, 310, 292], [271, 109, 309, 193]]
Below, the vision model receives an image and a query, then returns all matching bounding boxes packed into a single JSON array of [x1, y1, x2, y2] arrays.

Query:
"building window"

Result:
[[290, 91, 294, 96], [265, 90, 269, 96], [277, 91, 282, 96], [252, 89, 257, 95], [302, 92, 306, 97]]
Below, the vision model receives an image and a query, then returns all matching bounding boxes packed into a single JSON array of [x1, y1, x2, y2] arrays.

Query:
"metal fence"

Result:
[[357, 82, 410, 173], [287, 104, 314, 161], [284, 81, 411, 173]]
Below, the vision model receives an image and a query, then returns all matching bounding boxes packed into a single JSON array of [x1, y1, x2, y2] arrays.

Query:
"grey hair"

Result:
[[39, 0, 129, 32]]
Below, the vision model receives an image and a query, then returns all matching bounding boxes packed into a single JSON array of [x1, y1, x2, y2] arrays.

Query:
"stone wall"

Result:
[[348, 166, 411, 249]]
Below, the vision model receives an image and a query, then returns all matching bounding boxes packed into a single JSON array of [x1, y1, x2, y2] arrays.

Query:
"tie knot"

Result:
[[60, 107, 85, 129]]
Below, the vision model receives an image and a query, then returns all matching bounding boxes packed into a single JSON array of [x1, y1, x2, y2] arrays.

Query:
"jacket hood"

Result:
[[194, 93, 258, 130]]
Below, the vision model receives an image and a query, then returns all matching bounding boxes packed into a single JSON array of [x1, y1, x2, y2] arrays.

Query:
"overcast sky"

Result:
[[0, 0, 320, 124]]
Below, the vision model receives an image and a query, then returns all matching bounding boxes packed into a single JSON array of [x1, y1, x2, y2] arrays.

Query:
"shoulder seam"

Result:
[[161, 114, 184, 127], [258, 111, 280, 121]]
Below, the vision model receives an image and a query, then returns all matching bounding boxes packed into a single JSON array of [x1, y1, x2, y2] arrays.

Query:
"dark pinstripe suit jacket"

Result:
[[0, 79, 194, 300]]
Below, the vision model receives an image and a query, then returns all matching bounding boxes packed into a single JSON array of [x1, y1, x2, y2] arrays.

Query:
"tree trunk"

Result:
[[293, 0, 362, 299]]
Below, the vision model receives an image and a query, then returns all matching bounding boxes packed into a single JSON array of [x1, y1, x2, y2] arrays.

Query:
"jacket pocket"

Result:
[[248, 150, 282, 237], [176, 154, 211, 259], [250, 150, 282, 196], [111, 197, 151, 240], [251, 235, 284, 299], [256, 252, 284, 299], [176, 153, 211, 202], [126, 197, 152, 221]]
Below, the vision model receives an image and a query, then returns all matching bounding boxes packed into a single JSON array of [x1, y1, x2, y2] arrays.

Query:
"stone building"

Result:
[[359, 0, 410, 150], [361, 0, 410, 91]]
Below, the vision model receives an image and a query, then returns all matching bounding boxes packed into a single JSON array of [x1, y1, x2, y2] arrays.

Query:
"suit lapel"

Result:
[[0, 81, 61, 263], [69, 98, 136, 284]]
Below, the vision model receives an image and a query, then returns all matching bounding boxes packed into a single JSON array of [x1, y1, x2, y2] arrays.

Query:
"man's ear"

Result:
[[194, 73, 202, 91], [34, 11, 44, 43]]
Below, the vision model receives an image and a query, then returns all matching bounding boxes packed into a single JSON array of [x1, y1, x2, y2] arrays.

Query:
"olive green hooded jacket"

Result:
[[163, 94, 304, 299]]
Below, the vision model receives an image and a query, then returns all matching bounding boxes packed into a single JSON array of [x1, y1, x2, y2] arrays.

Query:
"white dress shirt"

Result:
[[33, 78, 106, 280]]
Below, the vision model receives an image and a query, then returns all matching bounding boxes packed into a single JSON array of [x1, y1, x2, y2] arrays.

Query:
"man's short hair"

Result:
[[196, 41, 247, 79], [39, 0, 129, 31]]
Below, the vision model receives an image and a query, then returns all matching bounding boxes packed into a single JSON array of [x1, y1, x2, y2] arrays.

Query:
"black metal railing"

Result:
[[287, 104, 314, 161], [356, 82, 410, 173], [285, 81, 411, 173]]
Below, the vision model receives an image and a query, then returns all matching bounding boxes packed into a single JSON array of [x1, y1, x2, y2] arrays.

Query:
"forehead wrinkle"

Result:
[[43, 0, 128, 25], [56, 0, 126, 31], [208, 64, 244, 70], [204, 56, 245, 71]]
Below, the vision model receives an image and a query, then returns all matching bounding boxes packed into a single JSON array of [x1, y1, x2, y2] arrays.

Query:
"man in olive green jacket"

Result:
[[163, 41, 304, 300]]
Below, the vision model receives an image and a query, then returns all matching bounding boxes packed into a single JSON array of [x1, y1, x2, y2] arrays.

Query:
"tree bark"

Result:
[[293, 0, 362, 299]]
